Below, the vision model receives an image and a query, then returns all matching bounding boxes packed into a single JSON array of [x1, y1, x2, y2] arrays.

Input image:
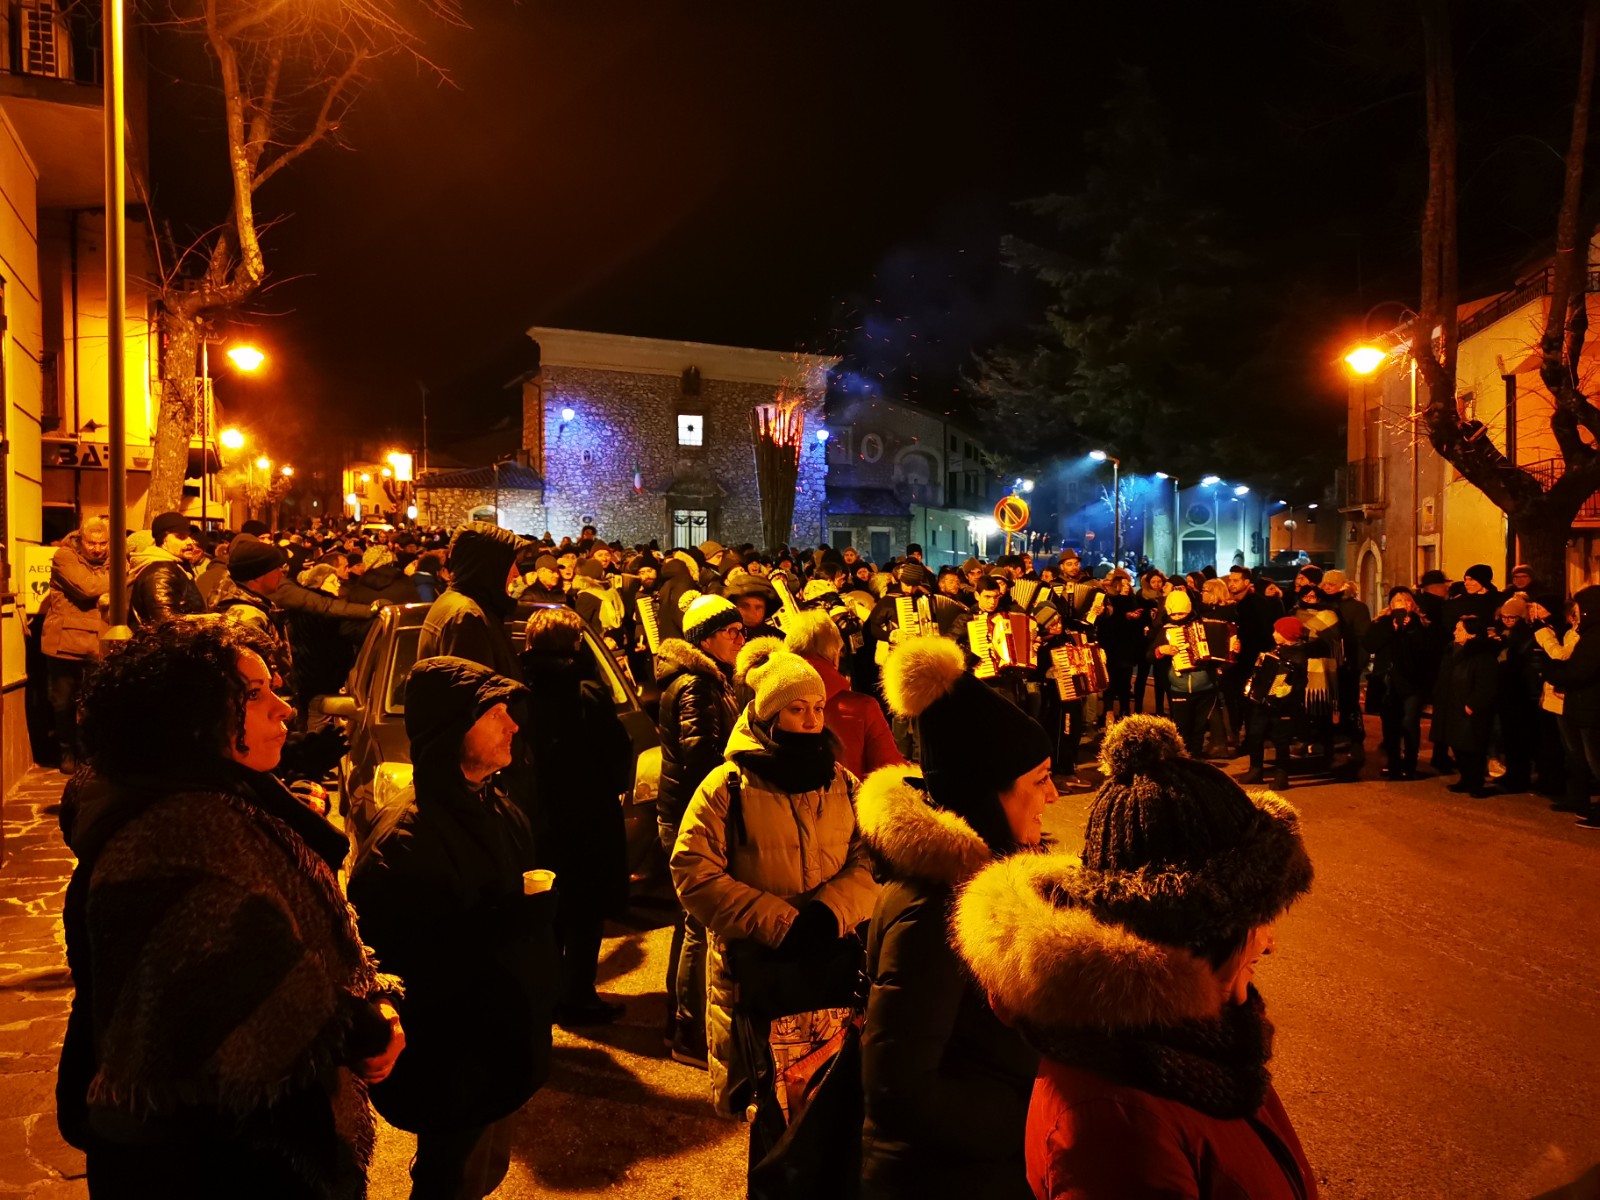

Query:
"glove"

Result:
[[778, 901, 839, 960]]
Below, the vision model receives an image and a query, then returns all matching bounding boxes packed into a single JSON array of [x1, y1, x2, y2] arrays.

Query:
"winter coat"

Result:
[[1535, 625, 1580, 714], [800, 651, 904, 780], [41, 533, 109, 660], [519, 581, 569, 607], [1234, 590, 1287, 666], [857, 766, 1036, 1200], [1363, 611, 1434, 697], [656, 558, 701, 643], [338, 563, 420, 640], [128, 547, 205, 626], [58, 763, 395, 1199], [274, 576, 376, 628], [520, 649, 635, 918], [419, 523, 528, 680], [670, 709, 878, 1115], [1433, 635, 1501, 747], [1146, 615, 1219, 694], [1245, 640, 1334, 718], [1334, 596, 1373, 672], [347, 657, 557, 1133], [571, 573, 628, 640], [1498, 621, 1542, 709], [654, 639, 739, 827], [1099, 593, 1152, 664], [1544, 586, 1600, 726], [952, 854, 1317, 1200]]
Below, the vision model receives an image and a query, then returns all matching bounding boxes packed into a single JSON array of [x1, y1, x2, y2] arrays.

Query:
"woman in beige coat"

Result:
[[670, 641, 878, 1141]]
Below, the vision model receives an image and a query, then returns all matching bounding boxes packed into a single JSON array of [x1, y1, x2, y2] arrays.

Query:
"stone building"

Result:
[[418, 328, 836, 547], [822, 393, 999, 568]]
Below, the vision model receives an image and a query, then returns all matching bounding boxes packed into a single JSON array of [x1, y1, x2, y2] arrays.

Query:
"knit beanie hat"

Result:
[[363, 545, 395, 571], [1321, 569, 1347, 589], [227, 535, 287, 583], [883, 637, 1052, 811], [801, 578, 839, 605], [1298, 565, 1323, 585], [1081, 716, 1314, 954], [535, 554, 558, 571], [576, 558, 606, 580], [960, 557, 983, 574], [1165, 590, 1192, 618], [150, 512, 193, 545], [1465, 563, 1495, 587], [1273, 616, 1305, 642], [1387, 585, 1414, 602], [1499, 596, 1528, 619], [898, 561, 935, 591], [737, 638, 826, 720], [683, 594, 741, 644]]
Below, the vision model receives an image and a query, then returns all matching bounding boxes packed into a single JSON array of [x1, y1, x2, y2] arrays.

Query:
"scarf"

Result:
[[1021, 986, 1275, 1120], [733, 719, 840, 794]]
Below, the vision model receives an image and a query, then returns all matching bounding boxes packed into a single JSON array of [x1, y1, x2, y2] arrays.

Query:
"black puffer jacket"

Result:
[[1434, 633, 1501, 746], [655, 559, 700, 643], [520, 649, 635, 917], [419, 523, 528, 679], [857, 765, 1037, 1200], [338, 564, 420, 640], [347, 656, 556, 1133], [128, 550, 205, 626], [654, 638, 737, 827], [1363, 611, 1435, 697]]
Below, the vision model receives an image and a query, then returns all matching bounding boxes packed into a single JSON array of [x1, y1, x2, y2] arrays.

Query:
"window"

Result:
[[678, 414, 704, 446], [672, 508, 708, 549], [831, 529, 854, 550], [869, 528, 892, 563]]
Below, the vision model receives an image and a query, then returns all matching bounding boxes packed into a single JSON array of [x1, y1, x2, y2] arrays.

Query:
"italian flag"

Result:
[[633, 462, 643, 495]]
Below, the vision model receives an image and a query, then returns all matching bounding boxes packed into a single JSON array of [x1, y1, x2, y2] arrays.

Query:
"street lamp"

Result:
[[816, 429, 830, 443], [255, 456, 271, 471], [1201, 474, 1221, 487], [220, 428, 245, 451], [280, 465, 294, 477], [1090, 451, 1121, 566], [227, 345, 266, 372], [1343, 345, 1387, 375]]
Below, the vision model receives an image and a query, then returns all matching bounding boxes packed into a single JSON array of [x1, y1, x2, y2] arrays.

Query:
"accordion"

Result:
[[1050, 637, 1109, 700], [771, 575, 800, 614], [896, 595, 935, 640], [1011, 579, 1042, 614], [636, 595, 662, 654], [1164, 619, 1240, 673], [969, 614, 1035, 679]]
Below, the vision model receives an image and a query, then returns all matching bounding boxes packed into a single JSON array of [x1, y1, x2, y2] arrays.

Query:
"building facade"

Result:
[[1345, 241, 1600, 607]]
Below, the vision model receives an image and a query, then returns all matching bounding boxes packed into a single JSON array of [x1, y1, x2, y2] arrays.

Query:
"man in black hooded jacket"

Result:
[[349, 656, 558, 1199], [420, 522, 530, 679]]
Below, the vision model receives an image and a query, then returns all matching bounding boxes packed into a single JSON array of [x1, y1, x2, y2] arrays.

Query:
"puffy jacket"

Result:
[[338, 563, 419, 640], [41, 533, 109, 660], [655, 558, 701, 643], [128, 548, 205, 626], [670, 709, 878, 1114], [654, 639, 738, 827], [347, 657, 556, 1132], [419, 524, 528, 680], [953, 853, 1317, 1200], [857, 765, 1035, 1200], [1363, 611, 1434, 697], [801, 651, 903, 780]]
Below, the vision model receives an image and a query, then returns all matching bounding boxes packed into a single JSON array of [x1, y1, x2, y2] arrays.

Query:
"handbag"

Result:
[[722, 768, 867, 1020], [748, 1016, 864, 1200]]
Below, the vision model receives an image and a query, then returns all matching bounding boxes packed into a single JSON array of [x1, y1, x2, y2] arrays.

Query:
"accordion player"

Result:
[[1048, 637, 1110, 701], [969, 613, 1035, 680], [1162, 618, 1240, 674]]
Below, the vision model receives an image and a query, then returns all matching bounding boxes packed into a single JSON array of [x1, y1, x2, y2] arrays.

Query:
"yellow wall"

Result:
[[0, 109, 40, 697]]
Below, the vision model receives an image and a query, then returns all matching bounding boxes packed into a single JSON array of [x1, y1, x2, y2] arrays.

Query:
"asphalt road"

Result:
[[366, 761, 1600, 1200]]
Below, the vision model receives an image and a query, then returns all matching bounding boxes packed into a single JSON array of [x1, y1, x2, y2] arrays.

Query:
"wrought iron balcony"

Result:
[[1344, 457, 1385, 509], [3, 1, 102, 87]]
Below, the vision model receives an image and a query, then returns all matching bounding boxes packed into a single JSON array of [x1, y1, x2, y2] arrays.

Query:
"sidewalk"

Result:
[[0, 768, 86, 1200]]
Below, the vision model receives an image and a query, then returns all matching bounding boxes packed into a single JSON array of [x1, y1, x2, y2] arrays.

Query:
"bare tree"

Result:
[[1413, 0, 1600, 585], [146, 0, 461, 517]]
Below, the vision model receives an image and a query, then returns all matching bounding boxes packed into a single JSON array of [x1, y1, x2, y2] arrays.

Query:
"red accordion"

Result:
[[1163, 619, 1240, 673]]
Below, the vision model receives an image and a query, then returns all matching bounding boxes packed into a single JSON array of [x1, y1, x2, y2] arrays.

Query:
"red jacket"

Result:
[[1027, 1059, 1316, 1200], [800, 653, 904, 780]]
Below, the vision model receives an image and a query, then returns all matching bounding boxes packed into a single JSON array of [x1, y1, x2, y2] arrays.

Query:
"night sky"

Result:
[[143, 1, 1591, 472]]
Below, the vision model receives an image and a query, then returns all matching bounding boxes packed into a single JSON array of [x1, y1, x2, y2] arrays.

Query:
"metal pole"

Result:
[[200, 339, 209, 529], [1503, 372, 1517, 581], [103, 0, 129, 633], [1172, 478, 1182, 575], [1112, 459, 1121, 567]]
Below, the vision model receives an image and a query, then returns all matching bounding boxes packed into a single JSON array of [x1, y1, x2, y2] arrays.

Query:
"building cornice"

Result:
[[528, 326, 838, 389]]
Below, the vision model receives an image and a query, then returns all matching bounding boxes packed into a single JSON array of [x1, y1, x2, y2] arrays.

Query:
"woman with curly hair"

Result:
[[56, 617, 405, 1200]]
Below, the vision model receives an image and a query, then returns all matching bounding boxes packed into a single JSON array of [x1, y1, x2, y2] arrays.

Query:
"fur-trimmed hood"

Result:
[[856, 765, 991, 885], [654, 637, 726, 685], [953, 852, 1230, 1032]]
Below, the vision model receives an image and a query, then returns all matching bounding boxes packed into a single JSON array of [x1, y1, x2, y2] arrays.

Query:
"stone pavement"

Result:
[[0, 769, 84, 1200]]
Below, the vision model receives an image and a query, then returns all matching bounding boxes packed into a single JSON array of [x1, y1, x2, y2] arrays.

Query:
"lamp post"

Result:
[[102, 0, 128, 633], [199, 343, 264, 529], [1089, 451, 1121, 567]]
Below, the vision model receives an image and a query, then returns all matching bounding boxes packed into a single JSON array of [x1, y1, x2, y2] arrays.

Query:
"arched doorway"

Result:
[[1356, 540, 1383, 615]]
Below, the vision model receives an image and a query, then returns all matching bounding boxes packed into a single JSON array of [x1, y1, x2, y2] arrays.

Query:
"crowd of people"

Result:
[[37, 507, 1600, 1199]]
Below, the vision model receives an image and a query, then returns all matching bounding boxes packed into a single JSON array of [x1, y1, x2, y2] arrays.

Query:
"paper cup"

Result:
[[523, 869, 556, 895]]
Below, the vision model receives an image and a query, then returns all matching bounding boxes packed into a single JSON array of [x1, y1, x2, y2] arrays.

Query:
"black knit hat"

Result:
[[898, 561, 936, 591], [1078, 716, 1313, 955], [227, 534, 287, 583], [150, 512, 193, 545], [882, 637, 1052, 813], [1465, 563, 1495, 587]]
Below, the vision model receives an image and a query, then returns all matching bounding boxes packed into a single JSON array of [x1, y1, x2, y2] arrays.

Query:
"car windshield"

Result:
[[384, 626, 423, 715]]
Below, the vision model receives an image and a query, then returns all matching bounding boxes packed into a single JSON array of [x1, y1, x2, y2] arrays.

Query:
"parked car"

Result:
[[317, 603, 666, 894]]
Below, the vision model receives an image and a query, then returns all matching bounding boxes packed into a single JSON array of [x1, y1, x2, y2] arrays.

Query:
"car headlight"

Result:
[[374, 762, 415, 813], [632, 746, 662, 805]]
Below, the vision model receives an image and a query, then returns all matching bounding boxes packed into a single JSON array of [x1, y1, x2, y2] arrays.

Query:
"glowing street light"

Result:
[[1021, 479, 1035, 493], [1233, 485, 1250, 497], [1201, 475, 1222, 487], [1155, 471, 1170, 480], [816, 429, 830, 443], [255, 456, 271, 471], [280, 465, 294, 477], [1344, 345, 1387, 375], [381, 467, 393, 478], [1089, 450, 1108, 462], [219, 428, 245, 450], [359, 473, 371, 484], [386, 452, 414, 482], [226, 344, 266, 372], [560, 407, 576, 423]]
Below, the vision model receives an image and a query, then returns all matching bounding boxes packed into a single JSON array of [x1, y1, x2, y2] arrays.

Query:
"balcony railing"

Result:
[[1457, 267, 1600, 342], [1345, 457, 1385, 509], [1523, 457, 1600, 521], [3, 1, 102, 87]]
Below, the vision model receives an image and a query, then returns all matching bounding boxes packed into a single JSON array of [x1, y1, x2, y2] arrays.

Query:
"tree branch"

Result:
[[251, 52, 366, 191]]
